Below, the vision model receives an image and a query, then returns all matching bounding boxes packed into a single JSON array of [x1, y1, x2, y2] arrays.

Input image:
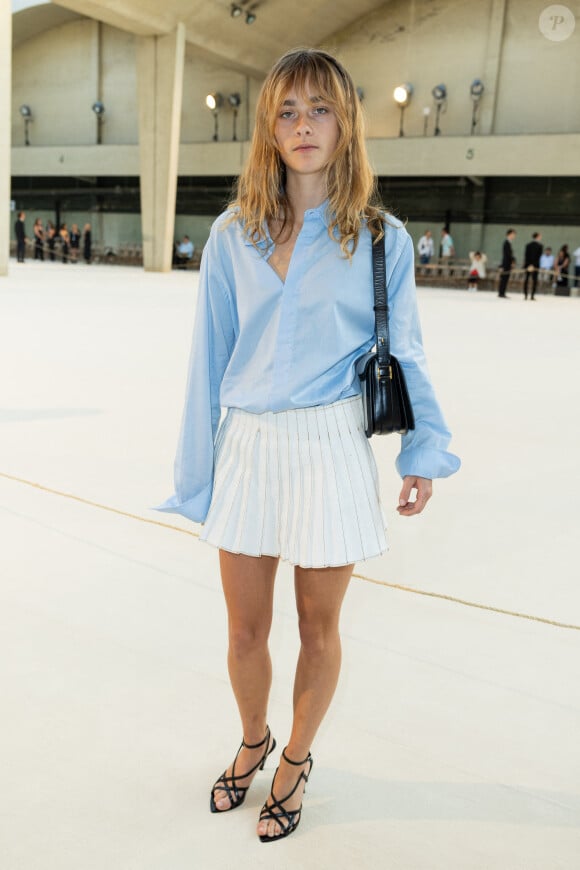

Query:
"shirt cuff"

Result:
[[396, 446, 461, 480], [154, 484, 212, 524]]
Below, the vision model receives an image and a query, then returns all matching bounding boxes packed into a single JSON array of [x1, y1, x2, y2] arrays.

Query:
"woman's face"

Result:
[[273, 81, 340, 180]]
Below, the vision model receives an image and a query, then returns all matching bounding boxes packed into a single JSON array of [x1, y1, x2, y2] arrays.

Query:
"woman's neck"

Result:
[[285, 172, 328, 222]]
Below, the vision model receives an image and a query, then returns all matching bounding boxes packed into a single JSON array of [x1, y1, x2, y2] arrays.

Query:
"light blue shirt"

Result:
[[157, 201, 460, 523]]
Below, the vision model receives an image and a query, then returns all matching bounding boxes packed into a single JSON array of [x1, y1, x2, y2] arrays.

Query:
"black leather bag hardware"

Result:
[[356, 235, 415, 439]]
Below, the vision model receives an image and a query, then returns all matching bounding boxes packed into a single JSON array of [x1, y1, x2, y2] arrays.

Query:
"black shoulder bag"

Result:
[[356, 236, 415, 438]]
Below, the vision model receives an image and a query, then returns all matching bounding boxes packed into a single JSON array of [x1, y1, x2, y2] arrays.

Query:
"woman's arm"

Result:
[[386, 228, 461, 484], [157, 221, 236, 522]]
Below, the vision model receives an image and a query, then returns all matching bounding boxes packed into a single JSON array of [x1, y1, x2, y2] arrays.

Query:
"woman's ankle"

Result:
[[282, 743, 311, 765], [241, 721, 269, 747]]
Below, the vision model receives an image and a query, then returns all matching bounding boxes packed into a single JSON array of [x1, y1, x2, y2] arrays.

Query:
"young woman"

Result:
[[46, 222, 57, 262], [59, 223, 70, 264], [555, 244, 570, 289], [158, 48, 460, 843], [33, 218, 44, 261]]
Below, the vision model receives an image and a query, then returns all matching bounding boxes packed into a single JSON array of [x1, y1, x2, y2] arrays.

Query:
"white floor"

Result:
[[1, 260, 579, 870]]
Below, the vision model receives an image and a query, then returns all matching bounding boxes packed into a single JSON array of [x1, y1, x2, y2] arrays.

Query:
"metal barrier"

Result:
[[9, 239, 202, 270], [414, 259, 569, 293], [9, 241, 573, 289]]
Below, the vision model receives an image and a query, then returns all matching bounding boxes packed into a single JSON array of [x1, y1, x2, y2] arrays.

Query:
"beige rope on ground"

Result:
[[1, 469, 578, 632]]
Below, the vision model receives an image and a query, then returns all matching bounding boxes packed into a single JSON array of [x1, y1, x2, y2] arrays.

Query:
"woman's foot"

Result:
[[257, 748, 313, 841], [210, 726, 276, 813]]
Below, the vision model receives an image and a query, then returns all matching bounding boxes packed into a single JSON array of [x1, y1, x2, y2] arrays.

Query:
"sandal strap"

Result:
[[267, 766, 309, 807], [258, 752, 313, 841], [259, 795, 300, 830], [227, 726, 272, 787], [211, 727, 276, 814], [259, 750, 313, 822], [212, 773, 247, 805], [212, 745, 268, 804], [282, 747, 312, 769], [242, 725, 270, 751]]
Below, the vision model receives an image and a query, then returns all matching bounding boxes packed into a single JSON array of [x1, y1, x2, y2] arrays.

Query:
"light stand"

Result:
[[431, 84, 447, 136], [206, 93, 224, 141], [393, 83, 413, 137], [470, 79, 484, 135], [19, 105, 32, 146], [92, 101, 105, 145], [228, 93, 241, 141]]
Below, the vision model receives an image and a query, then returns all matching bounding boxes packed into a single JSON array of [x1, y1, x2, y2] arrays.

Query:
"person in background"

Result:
[[498, 228, 516, 298], [59, 223, 70, 264], [47, 222, 57, 262], [417, 229, 434, 265], [176, 235, 195, 269], [539, 246, 554, 285], [522, 231, 543, 301], [572, 243, 580, 289], [69, 223, 81, 262], [83, 223, 92, 263], [467, 250, 487, 291], [33, 218, 45, 261], [82, 223, 92, 263], [555, 244, 570, 293], [440, 227, 455, 275], [15, 211, 27, 263]]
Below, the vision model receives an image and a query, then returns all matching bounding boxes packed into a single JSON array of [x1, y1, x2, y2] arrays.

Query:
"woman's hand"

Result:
[[397, 476, 432, 516]]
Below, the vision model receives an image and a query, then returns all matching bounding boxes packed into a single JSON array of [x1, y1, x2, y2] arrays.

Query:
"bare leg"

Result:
[[212, 551, 278, 811], [257, 562, 353, 839]]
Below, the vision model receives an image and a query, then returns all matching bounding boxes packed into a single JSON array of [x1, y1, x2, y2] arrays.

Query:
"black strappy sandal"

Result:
[[258, 747, 313, 843], [210, 725, 276, 813]]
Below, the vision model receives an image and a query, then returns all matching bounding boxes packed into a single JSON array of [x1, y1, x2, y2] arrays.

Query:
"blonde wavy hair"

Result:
[[229, 48, 386, 257]]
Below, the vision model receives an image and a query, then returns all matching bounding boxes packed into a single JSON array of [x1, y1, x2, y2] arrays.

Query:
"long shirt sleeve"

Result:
[[385, 230, 461, 479], [156, 223, 236, 522]]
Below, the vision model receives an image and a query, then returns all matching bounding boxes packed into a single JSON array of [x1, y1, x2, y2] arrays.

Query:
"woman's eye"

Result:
[[313, 106, 329, 115], [279, 110, 294, 119]]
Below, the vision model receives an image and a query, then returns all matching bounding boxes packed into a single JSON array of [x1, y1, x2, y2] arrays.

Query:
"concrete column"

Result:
[[479, 0, 507, 135], [466, 179, 487, 254], [0, 0, 12, 277], [136, 23, 185, 272]]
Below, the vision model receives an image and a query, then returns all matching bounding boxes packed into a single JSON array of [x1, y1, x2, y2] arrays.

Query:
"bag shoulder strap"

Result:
[[371, 233, 391, 368]]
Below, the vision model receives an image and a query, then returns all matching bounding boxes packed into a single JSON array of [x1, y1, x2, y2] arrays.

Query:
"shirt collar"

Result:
[[304, 198, 331, 227], [240, 198, 331, 247]]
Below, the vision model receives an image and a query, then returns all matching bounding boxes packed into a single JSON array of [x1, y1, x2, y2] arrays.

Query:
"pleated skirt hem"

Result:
[[200, 395, 387, 569]]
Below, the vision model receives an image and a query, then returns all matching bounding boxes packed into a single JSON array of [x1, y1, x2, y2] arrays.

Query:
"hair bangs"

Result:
[[264, 53, 349, 140]]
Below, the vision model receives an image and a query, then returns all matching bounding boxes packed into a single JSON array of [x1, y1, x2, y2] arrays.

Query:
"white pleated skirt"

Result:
[[200, 395, 387, 568]]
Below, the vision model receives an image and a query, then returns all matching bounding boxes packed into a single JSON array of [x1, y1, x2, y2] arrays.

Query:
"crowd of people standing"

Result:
[[15, 211, 580, 291], [416, 225, 580, 297], [496, 229, 577, 298], [14, 212, 92, 264]]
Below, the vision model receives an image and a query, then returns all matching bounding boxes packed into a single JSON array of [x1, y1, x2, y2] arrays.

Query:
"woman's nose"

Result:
[[295, 113, 312, 134]]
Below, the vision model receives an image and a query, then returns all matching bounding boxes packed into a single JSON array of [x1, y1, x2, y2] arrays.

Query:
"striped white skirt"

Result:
[[200, 395, 387, 568]]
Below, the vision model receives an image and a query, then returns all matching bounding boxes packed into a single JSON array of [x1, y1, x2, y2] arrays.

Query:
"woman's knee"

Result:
[[297, 617, 339, 657], [228, 623, 270, 659]]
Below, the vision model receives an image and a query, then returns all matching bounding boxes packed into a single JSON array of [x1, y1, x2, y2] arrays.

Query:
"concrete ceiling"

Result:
[[12, 4, 83, 47], [45, 0, 391, 75]]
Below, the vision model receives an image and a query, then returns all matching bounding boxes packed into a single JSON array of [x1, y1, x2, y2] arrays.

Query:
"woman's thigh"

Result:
[[294, 564, 354, 637], [219, 551, 278, 638]]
